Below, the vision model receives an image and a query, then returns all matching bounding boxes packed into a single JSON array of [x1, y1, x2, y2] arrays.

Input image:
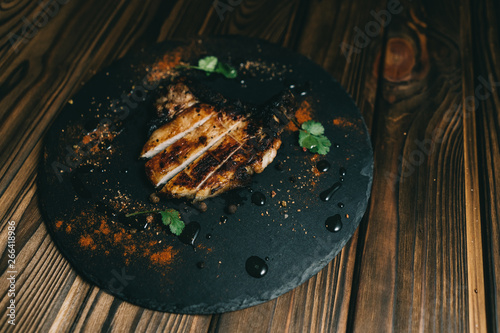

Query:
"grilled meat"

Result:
[[142, 79, 296, 201]]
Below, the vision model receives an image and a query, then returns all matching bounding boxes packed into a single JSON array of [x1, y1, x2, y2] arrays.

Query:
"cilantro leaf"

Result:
[[179, 56, 237, 79], [215, 62, 238, 79], [298, 130, 317, 148], [160, 209, 185, 235], [310, 135, 331, 155], [301, 120, 325, 136], [198, 56, 218, 72], [126, 208, 185, 236], [298, 120, 331, 155]]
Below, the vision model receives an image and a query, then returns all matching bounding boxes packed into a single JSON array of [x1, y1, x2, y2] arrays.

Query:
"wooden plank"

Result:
[[351, 0, 479, 331], [468, 0, 500, 331], [460, 0, 488, 331]]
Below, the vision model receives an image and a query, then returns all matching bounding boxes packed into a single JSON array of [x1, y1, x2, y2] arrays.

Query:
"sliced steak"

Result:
[[142, 79, 296, 201]]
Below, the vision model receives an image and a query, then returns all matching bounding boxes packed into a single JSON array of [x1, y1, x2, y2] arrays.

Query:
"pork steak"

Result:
[[141, 79, 296, 201]]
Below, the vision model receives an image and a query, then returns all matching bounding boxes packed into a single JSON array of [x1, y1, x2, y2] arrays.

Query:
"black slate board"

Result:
[[38, 36, 373, 314]]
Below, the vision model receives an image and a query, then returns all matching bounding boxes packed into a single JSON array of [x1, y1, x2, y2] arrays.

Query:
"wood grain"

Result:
[[460, 0, 488, 330], [350, 0, 480, 331], [469, 0, 500, 331]]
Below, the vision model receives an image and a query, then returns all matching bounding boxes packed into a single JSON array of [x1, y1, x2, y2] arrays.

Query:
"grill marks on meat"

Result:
[[145, 111, 243, 187], [142, 80, 295, 201], [141, 105, 214, 159]]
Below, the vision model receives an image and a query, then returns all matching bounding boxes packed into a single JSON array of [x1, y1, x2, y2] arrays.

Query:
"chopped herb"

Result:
[[298, 120, 331, 155], [126, 208, 185, 236], [180, 56, 237, 79]]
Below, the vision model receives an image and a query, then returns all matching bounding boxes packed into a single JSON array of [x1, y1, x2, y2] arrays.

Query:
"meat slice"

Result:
[[142, 80, 296, 201], [141, 105, 214, 159], [145, 113, 244, 187], [160, 134, 243, 198]]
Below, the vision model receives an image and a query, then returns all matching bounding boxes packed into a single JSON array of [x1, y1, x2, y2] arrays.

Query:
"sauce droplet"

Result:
[[325, 214, 342, 233], [251, 192, 266, 206], [316, 160, 331, 172], [338, 202, 345, 208], [245, 256, 268, 278], [178, 221, 200, 246], [320, 182, 342, 202], [339, 167, 346, 177], [220, 216, 228, 223], [334, 143, 340, 149], [205, 233, 212, 240]]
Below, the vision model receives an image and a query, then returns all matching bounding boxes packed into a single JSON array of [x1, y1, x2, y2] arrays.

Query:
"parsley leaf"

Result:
[[180, 56, 237, 79], [298, 121, 331, 155], [126, 208, 185, 236], [301, 120, 325, 136], [159, 209, 184, 235], [198, 56, 218, 72]]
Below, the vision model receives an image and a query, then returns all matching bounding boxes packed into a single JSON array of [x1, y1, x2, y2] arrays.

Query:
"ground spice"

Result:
[[287, 100, 313, 131], [123, 244, 137, 255], [147, 47, 185, 83], [113, 232, 123, 243], [99, 220, 111, 235], [333, 117, 357, 128], [150, 246, 178, 266], [79, 235, 96, 250], [65, 225, 72, 233], [55, 220, 63, 229]]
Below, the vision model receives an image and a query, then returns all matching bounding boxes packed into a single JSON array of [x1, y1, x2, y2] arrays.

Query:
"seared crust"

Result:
[[142, 79, 296, 201]]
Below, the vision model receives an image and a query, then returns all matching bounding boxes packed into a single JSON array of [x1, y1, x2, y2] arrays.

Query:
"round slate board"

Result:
[[38, 36, 373, 314]]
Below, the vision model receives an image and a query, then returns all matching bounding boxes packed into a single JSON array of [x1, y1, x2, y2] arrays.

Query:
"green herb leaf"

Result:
[[216, 62, 238, 79], [298, 120, 331, 155], [198, 56, 218, 72], [159, 209, 185, 235], [125, 208, 185, 236], [301, 120, 325, 136], [180, 56, 237, 79]]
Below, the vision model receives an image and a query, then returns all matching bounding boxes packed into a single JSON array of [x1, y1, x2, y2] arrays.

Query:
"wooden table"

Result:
[[1, 0, 499, 332]]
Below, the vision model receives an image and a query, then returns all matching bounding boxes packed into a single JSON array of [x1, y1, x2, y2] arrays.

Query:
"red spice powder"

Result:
[[150, 246, 178, 266], [123, 243, 136, 255], [287, 100, 313, 131], [113, 232, 123, 243], [55, 220, 63, 229], [99, 220, 111, 235], [196, 243, 213, 252], [79, 235, 96, 250], [147, 47, 184, 83], [333, 117, 357, 128], [65, 225, 72, 233]]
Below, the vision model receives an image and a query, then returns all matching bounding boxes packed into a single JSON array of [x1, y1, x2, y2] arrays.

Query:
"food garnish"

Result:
[[126, 209, 185, 236], [298, 120, 331, 155], [180, 56, 237, 79]]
